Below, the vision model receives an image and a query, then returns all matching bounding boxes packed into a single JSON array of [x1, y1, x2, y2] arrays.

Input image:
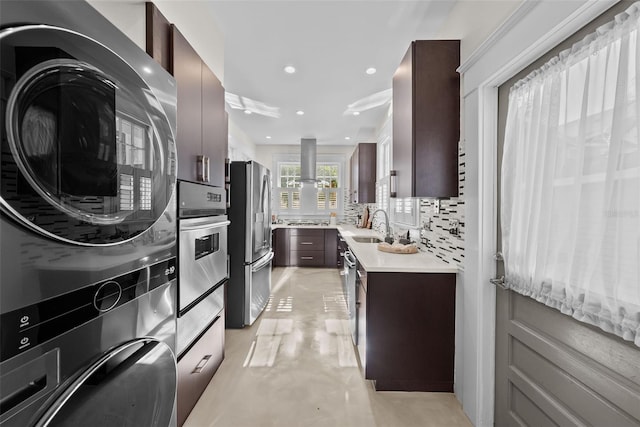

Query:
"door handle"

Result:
[[193, 355, 211, 373], [490, 276, 507, 290]]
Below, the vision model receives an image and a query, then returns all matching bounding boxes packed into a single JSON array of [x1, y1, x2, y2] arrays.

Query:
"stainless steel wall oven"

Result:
[[176, 181, 228, 356]]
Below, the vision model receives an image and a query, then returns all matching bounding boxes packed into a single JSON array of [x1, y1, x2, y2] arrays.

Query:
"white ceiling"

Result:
[[204, 1, 462, 146]]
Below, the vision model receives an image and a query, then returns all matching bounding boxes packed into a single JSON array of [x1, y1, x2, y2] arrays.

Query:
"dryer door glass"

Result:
[[34, 339, 176, 427], [0, 25, 176, 246]]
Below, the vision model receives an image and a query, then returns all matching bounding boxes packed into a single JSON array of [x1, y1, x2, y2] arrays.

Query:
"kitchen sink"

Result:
[[352, 236, 382, 243]]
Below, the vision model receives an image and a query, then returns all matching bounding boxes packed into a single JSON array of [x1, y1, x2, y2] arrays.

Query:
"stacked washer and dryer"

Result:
[[0, 2, 179, 426]]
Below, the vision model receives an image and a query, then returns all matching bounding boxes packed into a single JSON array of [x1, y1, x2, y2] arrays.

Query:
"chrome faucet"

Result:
[[371, 209, 394, 244]]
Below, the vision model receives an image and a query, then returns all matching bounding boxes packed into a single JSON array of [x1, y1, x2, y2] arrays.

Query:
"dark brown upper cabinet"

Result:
[[392, 40, 460, 198], [170, 25, 227, 187], [350, 143, 377, 204], [145, 3, 171, 71], [145, 4, 227, 187]]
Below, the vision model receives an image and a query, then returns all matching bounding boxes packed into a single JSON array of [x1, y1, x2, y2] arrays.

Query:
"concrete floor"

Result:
[[184, 267, 472, 427]]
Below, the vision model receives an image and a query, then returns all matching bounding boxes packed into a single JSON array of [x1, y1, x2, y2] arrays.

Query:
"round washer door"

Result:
[[0, 25, 176, 246], [34, 338, 176, 427]]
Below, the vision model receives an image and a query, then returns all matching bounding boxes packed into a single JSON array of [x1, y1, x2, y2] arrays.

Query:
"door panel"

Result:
[[495, 2, 640, 426]]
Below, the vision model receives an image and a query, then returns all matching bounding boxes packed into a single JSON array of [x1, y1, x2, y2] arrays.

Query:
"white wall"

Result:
[[457, 1, 617, 426], [436, 0, 522, 62], [228, 119, 257, 161], [88, 1, 146, 49], [89, 1, 225, 85], [254, 144, 355, 176]]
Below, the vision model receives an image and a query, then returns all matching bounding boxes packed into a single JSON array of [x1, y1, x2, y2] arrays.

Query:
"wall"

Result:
[[228, 119, 257, 161], [254, 144, 355, 172], [88, 1, 224, 82]]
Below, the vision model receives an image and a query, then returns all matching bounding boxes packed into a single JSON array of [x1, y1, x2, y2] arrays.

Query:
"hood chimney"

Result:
[[299, 138, 317, 183]]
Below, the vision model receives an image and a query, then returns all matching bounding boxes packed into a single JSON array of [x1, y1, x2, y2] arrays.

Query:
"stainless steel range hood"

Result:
[[300, 138, 317, 183]]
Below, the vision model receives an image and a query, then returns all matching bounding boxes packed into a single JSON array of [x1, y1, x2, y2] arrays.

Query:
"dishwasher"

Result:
[[344, 249, 358, 345]]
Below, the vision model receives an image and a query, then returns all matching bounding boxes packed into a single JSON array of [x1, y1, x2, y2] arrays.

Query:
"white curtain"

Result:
[[502, 3, 640, 346]]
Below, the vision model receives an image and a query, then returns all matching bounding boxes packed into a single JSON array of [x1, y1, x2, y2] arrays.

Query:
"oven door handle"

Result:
[[251, 251, 274, 272], [179, 220, 230, 232]]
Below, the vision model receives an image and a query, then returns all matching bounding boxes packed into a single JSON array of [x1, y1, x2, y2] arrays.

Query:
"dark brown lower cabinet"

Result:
[[272, 228, 338, 268], [362, 272, 456, 392], [177, 311, 225, 426], [273, 228, 288, 266]]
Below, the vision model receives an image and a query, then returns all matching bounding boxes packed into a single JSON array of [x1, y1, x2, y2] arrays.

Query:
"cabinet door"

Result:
[[177, 312, 225, 426], [413, 41, 459, 198], [273, 228, 289, 266], [356, 144, 377, 203], [366, 272, 455, 391], [356, 277, 367, 374], [392, 41, 460, 198], [324, 229, 338, 267], [171, 25, 202, 182], [392, 45, 414, 198], [202, 63, 227, 187], [145, 3, 171, 72], [350, 145, 359, 203]]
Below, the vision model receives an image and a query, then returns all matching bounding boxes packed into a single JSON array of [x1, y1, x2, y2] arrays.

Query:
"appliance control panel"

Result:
[[178, 181, 226, 217], [0, 257, 176, 362]]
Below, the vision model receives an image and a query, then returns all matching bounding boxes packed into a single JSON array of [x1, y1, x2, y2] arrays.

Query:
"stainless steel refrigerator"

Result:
[[227, 161, 273, 328]]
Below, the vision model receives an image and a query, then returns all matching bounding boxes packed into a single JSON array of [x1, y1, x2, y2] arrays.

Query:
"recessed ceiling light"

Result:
[[244, 109, 252, 114], [284, 65, 296, 74], [353, 111, 360, 116], [345, 137, 351, 140], [366, 67, 377, 75], [266, 136, 272, 139], [296, 110, 304, 115]]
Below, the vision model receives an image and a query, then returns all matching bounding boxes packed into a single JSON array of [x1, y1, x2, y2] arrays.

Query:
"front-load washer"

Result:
[[0, 0, 178, 425], [0, 259, 178, 426]]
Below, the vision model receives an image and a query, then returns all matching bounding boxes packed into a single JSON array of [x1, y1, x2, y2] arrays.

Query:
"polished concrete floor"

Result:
[[184, 267, 472, 427]]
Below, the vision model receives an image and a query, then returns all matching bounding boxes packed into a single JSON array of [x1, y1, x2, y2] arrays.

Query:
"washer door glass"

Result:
[[35, 339, 176, 427], [0, 25, 176, 245]]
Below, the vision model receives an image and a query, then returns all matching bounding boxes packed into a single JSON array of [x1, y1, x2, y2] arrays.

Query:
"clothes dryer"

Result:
[[0, 1, 178, 425]]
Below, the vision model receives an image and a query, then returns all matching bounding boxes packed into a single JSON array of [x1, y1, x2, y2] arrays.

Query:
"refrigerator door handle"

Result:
[[251, 251, 274, 272]]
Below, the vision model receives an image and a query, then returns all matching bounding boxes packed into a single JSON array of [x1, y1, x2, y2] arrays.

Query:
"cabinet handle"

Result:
[[390, 170, 397, 198], [196, 155, 210, 183], [301, 256, 314, 260], [193, 354, 212, 373], [300, 242, 314, 245]]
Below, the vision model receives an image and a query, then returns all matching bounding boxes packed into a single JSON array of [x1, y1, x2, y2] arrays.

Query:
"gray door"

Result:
[[494, 3, 640, 425]]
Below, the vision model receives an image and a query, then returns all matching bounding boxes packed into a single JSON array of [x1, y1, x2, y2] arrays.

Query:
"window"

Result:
[[274, 160, 343, 215], [501, 8, 640, 346]]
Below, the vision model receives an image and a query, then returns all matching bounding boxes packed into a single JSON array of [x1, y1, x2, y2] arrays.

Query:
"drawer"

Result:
[[289, 234, 325, 250], [289, 228, 325, 237], [177, 311, 225, 426], [290, 250, 325, 266]]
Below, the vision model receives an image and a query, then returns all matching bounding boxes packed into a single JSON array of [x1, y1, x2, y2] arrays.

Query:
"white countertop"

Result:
[[337, 225, 458, 274], [272, 224, 338, 229]]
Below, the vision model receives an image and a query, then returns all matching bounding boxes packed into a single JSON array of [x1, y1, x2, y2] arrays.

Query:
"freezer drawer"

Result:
[[177, 311, 225, 426]]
